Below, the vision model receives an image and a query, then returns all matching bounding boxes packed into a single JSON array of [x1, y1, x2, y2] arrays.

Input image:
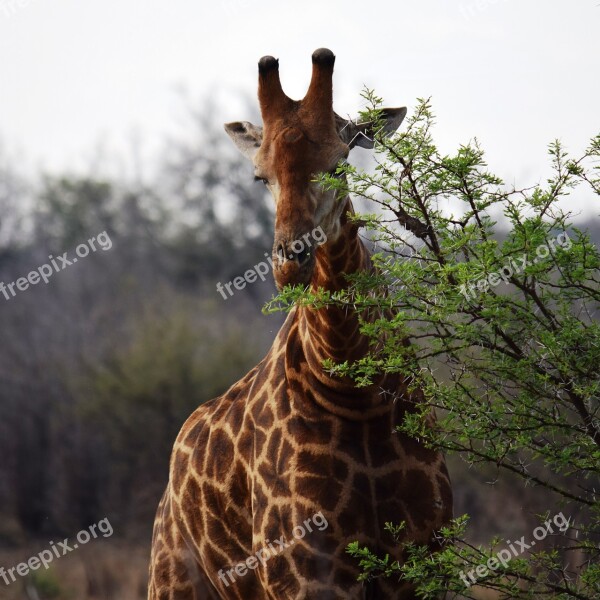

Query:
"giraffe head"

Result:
[[225, 48, 406, 289]]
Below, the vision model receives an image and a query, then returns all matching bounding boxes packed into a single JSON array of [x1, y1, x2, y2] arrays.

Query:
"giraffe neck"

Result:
[[288, 198, 400, 420]]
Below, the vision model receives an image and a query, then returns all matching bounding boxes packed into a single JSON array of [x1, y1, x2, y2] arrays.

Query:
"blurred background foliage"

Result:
[[0, 98, 281, 598]]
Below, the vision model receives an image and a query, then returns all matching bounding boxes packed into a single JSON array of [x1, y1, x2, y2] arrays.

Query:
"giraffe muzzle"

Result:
[[275, 241, 312, 267], [272, 230, 323, 289]]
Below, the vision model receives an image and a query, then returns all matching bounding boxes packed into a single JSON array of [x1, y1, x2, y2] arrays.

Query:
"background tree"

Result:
[[0, 96, 280, 598]]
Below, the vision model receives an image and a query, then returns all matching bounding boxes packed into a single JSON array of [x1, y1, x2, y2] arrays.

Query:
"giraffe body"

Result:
[[149, 49, 452, 600]]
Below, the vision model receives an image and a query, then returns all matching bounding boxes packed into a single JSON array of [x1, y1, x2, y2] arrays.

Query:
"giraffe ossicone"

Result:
[[148, 48, 453, 600]]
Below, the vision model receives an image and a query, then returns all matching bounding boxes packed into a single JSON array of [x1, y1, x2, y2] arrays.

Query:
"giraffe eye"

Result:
[[254, 176, 268, 186]]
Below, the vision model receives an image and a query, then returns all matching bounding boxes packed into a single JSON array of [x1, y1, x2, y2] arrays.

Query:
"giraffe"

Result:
[[148, 48, 453, 600]]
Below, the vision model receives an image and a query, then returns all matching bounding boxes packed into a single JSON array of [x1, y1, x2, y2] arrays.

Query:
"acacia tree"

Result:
[[267, 93, 600, 598]]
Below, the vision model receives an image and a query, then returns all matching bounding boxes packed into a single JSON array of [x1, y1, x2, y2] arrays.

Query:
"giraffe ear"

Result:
[[335, 107, 407, 149], [224, 121, 263, 160]]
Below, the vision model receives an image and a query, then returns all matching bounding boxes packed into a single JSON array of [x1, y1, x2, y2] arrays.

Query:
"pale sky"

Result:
[[1, 0, 599, 209]]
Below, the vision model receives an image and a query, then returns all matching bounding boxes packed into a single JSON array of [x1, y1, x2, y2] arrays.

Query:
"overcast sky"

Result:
[[1, 0, 598, 210]]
